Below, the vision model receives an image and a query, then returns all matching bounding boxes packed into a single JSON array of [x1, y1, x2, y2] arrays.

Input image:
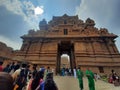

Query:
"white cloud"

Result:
[[76, 0, 116, 28], [75, 0, 120, 51], [0, 0, 44, 50], [0, 35, 21, 50], [34, 6, 44, 15], [0, 0, 44, 29], [0, 0, 24, 16]]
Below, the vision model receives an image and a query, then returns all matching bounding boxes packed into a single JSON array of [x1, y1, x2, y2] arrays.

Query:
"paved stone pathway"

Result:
[[54, 76, 120, 90]]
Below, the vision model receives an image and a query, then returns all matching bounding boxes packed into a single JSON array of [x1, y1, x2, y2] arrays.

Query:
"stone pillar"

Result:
[[70, 47, 76, 73]]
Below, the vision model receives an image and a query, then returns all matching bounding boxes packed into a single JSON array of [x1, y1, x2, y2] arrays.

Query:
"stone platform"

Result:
[[54, 76, 120, 90]]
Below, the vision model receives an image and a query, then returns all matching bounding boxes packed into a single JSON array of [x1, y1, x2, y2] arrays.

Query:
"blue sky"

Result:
[[0, 0, 120, 51]]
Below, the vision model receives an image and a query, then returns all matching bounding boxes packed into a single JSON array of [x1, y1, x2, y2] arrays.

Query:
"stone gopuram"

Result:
[[17, 14, 120, 75]]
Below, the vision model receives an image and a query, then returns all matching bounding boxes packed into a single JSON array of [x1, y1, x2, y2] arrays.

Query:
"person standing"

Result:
[[12, 63, 28, 90], [76, 67, 84, 90], [32, 65, 37, 79], [86, 68, 95, 90], [3, 64, 10, 72], [44, 72, 58, 90], [30, 70, 44, 90], [73, 67, 77, 78]]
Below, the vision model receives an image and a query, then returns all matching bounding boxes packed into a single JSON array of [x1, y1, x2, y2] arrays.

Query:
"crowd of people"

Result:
[[0, 61, 58, 90], [108, 70, 120, 86], [60, 67, 96, 90], [0, 60, 120, 90], [0, 61, 101, 90], [60, 67, 72, 76]]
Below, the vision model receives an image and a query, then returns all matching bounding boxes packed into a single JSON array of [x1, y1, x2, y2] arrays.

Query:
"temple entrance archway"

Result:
[[61, 54, 70, 69], [56, 41, 76, 74]]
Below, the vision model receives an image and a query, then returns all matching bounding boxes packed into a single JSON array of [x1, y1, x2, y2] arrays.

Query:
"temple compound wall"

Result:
[[0, 42, 15, 67], [16, 14, 120, 75]]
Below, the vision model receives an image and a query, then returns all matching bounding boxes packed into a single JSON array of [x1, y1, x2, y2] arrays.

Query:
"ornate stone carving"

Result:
[[99, 28, 109, 35], [85, 18, 95, 28], [23, 14, 117, 38]]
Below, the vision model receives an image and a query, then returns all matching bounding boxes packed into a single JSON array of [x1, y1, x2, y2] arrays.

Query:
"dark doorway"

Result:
[[56, 41, 76, 74]]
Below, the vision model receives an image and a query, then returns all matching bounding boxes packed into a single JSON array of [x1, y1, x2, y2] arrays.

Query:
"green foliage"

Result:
[[100, 74, 108, 82]]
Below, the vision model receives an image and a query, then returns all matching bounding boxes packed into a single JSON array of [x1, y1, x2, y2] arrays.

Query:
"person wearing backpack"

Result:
[[12, 63, 28, 90]]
